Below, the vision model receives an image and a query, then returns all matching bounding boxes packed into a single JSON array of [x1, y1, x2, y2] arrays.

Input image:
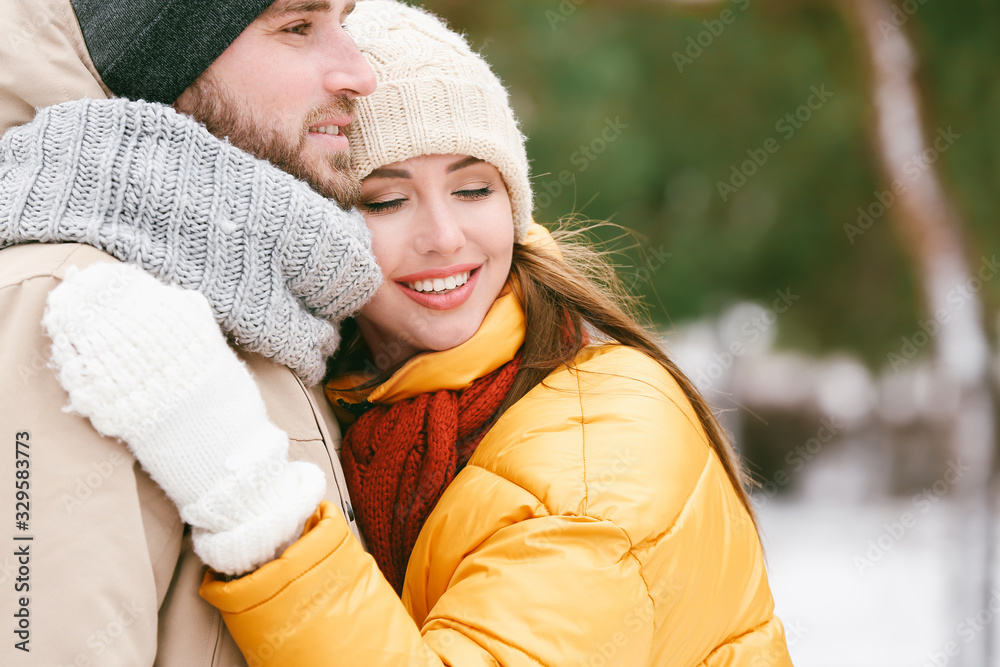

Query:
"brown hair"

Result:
[[503, 225, 758, 526], [330, 224, 758, 526]]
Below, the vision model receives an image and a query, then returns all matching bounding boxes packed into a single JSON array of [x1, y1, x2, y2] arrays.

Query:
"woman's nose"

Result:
[[414, 204, 466, 256]]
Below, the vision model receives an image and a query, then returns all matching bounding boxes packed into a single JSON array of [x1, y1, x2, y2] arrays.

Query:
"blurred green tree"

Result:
[[417, 0, 999, 369]]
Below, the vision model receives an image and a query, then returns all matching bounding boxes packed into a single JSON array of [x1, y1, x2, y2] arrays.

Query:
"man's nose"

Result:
[[322, 27, 377, 98]]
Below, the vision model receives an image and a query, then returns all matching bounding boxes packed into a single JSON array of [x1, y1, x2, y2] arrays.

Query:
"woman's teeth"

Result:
[[406, 271, 471, 294], [310, 125, 340, 135]]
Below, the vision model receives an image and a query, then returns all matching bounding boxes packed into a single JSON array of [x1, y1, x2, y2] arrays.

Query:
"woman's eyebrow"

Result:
[[447, 156, 484, 173], [366, 167, 411, 179], [365, 157, 484, 180]]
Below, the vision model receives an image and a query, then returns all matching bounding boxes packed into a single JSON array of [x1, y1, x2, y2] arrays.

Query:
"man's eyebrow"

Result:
[[366, 167, 410, 179], [260, 0, 334, 19], [447, 156, 484, 173]]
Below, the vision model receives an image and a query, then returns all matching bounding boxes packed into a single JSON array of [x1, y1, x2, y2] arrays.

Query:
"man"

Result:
[[0, 0, 380, 663]]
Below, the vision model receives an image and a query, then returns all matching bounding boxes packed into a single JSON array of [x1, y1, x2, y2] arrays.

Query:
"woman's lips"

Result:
[[395, 267, 481, 311], [394, 263, 481, 283]]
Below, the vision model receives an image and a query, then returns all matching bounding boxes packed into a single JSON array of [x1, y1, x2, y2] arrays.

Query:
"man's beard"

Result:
[[177, 74, 361, 208]]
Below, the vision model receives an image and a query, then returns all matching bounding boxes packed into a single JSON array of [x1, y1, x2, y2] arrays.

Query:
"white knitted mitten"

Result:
[[42, 262, 327, 576]]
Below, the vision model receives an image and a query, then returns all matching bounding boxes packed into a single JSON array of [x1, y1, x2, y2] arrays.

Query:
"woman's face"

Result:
[[356, 154, 514, 368]]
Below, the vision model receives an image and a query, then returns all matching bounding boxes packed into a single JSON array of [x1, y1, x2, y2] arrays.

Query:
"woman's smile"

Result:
[[394, 264, 482, 311], [355, 154, 514, 367]]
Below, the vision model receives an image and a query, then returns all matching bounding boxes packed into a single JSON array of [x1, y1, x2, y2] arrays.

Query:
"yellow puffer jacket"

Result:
[[201, 270, 792, 666]]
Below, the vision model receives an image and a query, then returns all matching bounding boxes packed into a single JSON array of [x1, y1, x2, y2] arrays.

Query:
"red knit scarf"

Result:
[[341, 353, 521, 594]]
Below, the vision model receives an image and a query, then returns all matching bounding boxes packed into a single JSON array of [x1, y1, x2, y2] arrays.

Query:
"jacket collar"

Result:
[[325, 221, 561, 410], [326, 286, 525, 408]]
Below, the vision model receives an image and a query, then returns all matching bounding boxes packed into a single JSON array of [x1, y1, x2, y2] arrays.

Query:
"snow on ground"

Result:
[[758, 498, 967, 667]]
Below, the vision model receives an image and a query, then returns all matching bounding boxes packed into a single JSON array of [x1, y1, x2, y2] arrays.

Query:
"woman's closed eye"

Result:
[[361, 197, 407, 214], [362, 186, 494, 214], [453, 185, 494, 201]]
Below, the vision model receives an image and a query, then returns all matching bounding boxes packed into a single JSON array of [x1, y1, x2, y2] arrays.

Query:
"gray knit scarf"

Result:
[[0, 98, 382, 385]]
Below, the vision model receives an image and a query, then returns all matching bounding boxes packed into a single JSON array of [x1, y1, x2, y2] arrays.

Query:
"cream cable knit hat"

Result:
[[344, 0, 533, 243]]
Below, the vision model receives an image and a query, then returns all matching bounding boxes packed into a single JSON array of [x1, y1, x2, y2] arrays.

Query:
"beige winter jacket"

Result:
[[0, 1, 358, 664], [0, 0, 109, 135]]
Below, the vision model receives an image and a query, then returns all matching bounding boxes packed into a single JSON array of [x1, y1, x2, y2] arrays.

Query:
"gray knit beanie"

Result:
[[70, 0, 272, 104], [344, 0, 533, 243]]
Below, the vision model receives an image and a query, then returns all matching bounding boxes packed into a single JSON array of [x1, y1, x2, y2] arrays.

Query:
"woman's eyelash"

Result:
[[454, 186, 494, 200], [362, 198, 406, 213], [361, 186, 493, 213]]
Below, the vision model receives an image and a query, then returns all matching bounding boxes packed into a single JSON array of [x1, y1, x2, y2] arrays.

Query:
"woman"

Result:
[[45, 1, 792, 664]]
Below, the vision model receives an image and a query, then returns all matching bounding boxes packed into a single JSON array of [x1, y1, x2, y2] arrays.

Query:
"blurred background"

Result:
[[415, 0, 1000, 664]]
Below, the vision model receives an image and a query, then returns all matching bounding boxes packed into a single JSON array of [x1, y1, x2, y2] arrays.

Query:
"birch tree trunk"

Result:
[[842, 2, 996, 664]]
